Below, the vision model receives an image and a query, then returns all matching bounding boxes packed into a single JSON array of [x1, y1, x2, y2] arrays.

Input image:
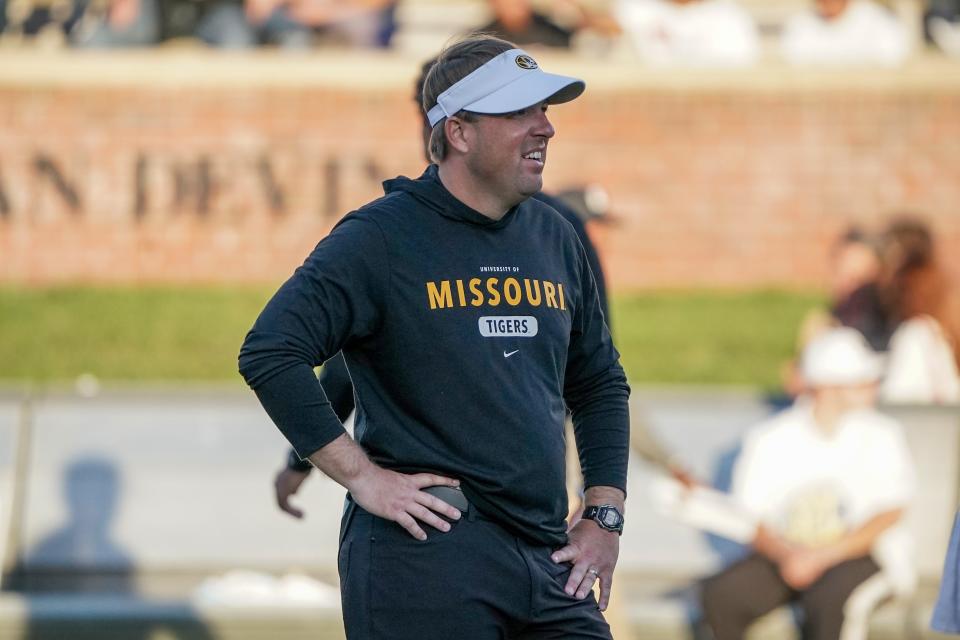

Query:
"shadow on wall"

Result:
[[4, 456, 214, 640]]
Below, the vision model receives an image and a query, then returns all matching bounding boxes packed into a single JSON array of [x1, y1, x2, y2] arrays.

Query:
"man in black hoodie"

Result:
[[271, 56, 617, 518], [240, 35, 630, 639]]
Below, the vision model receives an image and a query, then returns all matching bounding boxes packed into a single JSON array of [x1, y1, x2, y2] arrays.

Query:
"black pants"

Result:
[[338, 502, 612, 640], [701, 553, 880, 640]]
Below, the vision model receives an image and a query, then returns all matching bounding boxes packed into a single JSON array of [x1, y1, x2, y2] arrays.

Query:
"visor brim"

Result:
[[463, 72, 585, 116]]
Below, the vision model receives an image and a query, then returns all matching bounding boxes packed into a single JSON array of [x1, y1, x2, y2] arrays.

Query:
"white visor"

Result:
[[426, 48, 585, 128], [800, 327, 885, 387]]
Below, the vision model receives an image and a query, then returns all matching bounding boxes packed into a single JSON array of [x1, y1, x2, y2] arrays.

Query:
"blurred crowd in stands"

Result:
[[2, 0, 960, 62]]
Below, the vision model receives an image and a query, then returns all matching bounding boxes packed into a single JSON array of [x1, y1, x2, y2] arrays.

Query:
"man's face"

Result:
[[461, 102, 556, 207], [490, 0, 533, 30], [831, 241, 880, 301], [815, 0, 850, 21], [812, 382, 879, 415]]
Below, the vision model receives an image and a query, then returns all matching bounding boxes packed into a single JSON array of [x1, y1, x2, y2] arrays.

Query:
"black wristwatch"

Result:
[[582, 504, 624, 535]]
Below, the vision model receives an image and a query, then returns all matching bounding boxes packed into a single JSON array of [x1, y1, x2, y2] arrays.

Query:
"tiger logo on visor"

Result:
[[515, 55, 539, 70]]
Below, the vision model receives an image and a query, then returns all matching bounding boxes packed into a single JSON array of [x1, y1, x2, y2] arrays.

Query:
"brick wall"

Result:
[[1, 52, 958, 290]]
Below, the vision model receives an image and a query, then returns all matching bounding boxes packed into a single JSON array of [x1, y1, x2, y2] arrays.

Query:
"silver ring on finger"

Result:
[[587, 567, 599, 578]]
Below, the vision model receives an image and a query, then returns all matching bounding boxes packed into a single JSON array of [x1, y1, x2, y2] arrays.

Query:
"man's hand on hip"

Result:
[[551, 517, 620, 611], [307, 433, 463, 541], [551, 485, 624, 611], [348, 466, 462, 541]]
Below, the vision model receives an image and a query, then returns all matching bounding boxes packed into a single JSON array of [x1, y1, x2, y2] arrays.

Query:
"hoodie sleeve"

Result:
[[318, 352, 357, 422], [564, 244, 631, 495], [238, 213, 389, 458]]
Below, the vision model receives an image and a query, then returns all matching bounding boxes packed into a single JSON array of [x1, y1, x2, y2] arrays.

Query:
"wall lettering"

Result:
[[0, 149, 393, 225]]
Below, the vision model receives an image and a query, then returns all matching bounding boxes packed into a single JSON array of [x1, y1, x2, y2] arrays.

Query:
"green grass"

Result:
[[611, 290, 823, 387], [0, 287, 824, 387], [0, 286, 275, 382]]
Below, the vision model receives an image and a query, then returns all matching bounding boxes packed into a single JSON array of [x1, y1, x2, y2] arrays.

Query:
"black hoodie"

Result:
[[239, 165, 630, 546]]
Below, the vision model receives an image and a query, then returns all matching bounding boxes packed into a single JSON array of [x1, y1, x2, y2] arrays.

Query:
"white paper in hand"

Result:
[[649, 476, 758, 544]]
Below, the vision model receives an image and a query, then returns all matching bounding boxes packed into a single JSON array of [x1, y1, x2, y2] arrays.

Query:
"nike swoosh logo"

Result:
[[504, 350, 519, 358]]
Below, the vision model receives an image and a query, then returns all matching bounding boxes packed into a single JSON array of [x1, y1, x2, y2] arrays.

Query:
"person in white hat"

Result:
[[240, 35, 629, 639], [701, 327, 915, 640]]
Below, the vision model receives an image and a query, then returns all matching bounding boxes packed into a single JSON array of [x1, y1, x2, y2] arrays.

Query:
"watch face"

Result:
[[600, 508, 620, 528]]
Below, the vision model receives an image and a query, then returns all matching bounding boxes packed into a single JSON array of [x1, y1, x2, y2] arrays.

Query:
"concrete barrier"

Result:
[[0, 396, 23, 586], [0, 387, 955, 639]]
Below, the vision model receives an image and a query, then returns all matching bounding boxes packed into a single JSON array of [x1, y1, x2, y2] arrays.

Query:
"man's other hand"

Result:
[[275, 467, 311, 519], [669, 465, 699, 490], [550, 518, 620, 611]]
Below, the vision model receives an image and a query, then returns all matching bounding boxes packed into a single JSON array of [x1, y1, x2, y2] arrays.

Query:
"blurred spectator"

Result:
[[70, 0, 161, 47], [472, 0, 620, 49], [827, 229, 892, 351], [475, 0, 576, 48], [12, 0, 264, 48], [780, 0, 911, 66], [926, 0, 960, 56], [63, 0, 396, 48], [784, 227, 892, 397], [613, 0, 760, 67], [160, 0, 257, 48], [878, 217, 960, 404], [703, 327, 916, 640], [241, 0, 396, 48], [0, 0, 85, 44]]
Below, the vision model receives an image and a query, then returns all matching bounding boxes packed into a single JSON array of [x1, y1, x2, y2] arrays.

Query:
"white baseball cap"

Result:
[[426, 48, 585, 128], [800, 327, 885, 387]]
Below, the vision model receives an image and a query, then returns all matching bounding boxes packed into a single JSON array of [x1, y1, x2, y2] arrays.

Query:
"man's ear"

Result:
[[445, 116, 472, 154]]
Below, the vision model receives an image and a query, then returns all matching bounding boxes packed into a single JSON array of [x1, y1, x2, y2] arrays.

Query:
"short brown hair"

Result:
[[421, 35, 515, 162]]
